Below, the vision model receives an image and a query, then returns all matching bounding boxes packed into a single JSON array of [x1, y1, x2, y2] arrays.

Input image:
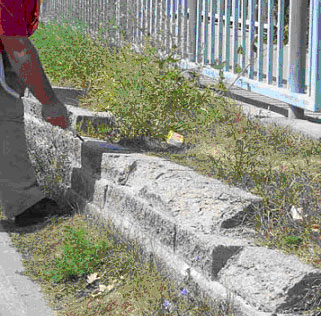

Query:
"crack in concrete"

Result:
[[117, 161, 137, 186]]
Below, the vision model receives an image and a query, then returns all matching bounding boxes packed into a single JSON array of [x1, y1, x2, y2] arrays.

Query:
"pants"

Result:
[[0, 50, 45, 219]]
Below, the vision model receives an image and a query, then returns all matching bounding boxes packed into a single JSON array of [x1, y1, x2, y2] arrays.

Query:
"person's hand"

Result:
[[41, 99, 71, 130]]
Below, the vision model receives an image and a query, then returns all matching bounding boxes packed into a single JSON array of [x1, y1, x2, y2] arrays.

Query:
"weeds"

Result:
[[43, 225, 110, 284], [2, 209, 238, 316], [1, 4, 319, 315]]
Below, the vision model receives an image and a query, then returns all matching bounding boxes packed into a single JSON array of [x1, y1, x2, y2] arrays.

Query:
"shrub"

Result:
[[44, 225, 110, 283]]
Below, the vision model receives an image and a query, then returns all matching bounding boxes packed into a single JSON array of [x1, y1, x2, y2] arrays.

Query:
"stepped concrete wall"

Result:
[[23, 87, 321, 316]]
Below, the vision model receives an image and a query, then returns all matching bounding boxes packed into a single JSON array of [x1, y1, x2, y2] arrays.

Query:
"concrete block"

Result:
[[218, 246, 321, 313], [22, 87, 321, 316], [99, 153, 263, 232]]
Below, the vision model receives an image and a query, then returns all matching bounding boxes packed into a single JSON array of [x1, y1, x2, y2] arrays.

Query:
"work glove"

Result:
[[42, 99, 85, 142], [41, 99, 71, 130]]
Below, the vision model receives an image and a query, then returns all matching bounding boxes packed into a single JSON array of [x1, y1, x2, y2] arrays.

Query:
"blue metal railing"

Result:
[[40, 0, 320, 113], [179, 0, 320, 112]]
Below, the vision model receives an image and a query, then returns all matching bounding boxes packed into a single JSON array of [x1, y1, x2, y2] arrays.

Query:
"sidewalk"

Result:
[[198, 77, 321, 142], [227, 85, 321, 140], [0, 220, 55, 316]]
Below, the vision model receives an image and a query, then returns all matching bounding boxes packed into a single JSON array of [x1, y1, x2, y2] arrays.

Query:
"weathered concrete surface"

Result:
[[95, 152, 263, 240], [196, 75, 321, 143], [219, 246, 321, 313], [17, 86, 321, 315], [0, 221, 55, 316]]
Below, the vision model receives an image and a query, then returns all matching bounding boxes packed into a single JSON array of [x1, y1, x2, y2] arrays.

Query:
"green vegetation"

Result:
[[0, 5, 319, 315], [43, 225, 110, 284], [0, 211, 238, 315]]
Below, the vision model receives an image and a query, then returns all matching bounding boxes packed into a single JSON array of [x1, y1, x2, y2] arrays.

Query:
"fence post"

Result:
[[287, 0, 309, 119], [40, 0, 46, 17], [309, 0, 321, 112], [187, 0, 197, 62]]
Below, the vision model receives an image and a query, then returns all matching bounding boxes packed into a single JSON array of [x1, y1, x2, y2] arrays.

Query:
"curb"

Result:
[[23, 87, 321, 316]]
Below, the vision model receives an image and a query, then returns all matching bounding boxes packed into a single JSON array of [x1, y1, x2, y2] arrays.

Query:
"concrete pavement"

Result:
[[222, 85, 321, 142], [0, 219, 55, 316]]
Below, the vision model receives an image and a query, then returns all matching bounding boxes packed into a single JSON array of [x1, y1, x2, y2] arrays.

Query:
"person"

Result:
[[0, 0, 71, 226]]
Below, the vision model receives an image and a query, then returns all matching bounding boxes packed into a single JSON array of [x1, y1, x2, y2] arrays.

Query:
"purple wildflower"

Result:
[[163, 300, 171, 309], [180, 288, 188, 296]]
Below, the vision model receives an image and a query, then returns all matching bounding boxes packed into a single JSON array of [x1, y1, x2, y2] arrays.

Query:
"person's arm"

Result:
[[0, 35, 71, 130], [0, 35, 59, 105]]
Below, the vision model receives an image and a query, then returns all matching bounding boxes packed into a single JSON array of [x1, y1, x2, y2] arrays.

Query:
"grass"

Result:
[[0, 209, 237, 315], [0, 7, 320, 316], [31, 14, 320, 268]]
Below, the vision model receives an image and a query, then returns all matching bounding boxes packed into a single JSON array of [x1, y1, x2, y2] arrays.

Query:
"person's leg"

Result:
[[0, 54, 45, 220], [1, 50, 27, 98]]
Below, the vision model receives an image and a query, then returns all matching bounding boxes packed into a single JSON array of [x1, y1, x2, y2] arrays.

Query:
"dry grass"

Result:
[[0, 9, 319, 315]]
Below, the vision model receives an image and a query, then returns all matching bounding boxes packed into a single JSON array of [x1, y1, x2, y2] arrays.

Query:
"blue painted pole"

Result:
[[218, 0, 224, 65], [232, 0, 239, 74], [241, 0, 246, 70], [248, 0, 255, 79], [177, 0, 182, 56], [267, 0, 274, 84], [309, 0, 321, 112], [187, 0, 197, 62], [183, 0, 188, 58], [211, 0, 217, 65], [287, 0, 309, 118], [307, 0, 314, 97], [204, 0, 209, 64], [276, 0, 284, 88], [288, 0, 308, 93], [196, 0, 203, 62], [257, 0, 265, 81], [171, 0, 175, 50], [224, 0, 231, 72], [165, 0, 171, 53]]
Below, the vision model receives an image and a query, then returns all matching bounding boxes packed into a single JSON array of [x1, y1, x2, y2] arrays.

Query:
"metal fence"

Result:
[[39, 0, 320, 114]]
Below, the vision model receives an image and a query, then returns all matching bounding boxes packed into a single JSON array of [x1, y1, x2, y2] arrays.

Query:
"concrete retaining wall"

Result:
[[23, 87, 321, 316]]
